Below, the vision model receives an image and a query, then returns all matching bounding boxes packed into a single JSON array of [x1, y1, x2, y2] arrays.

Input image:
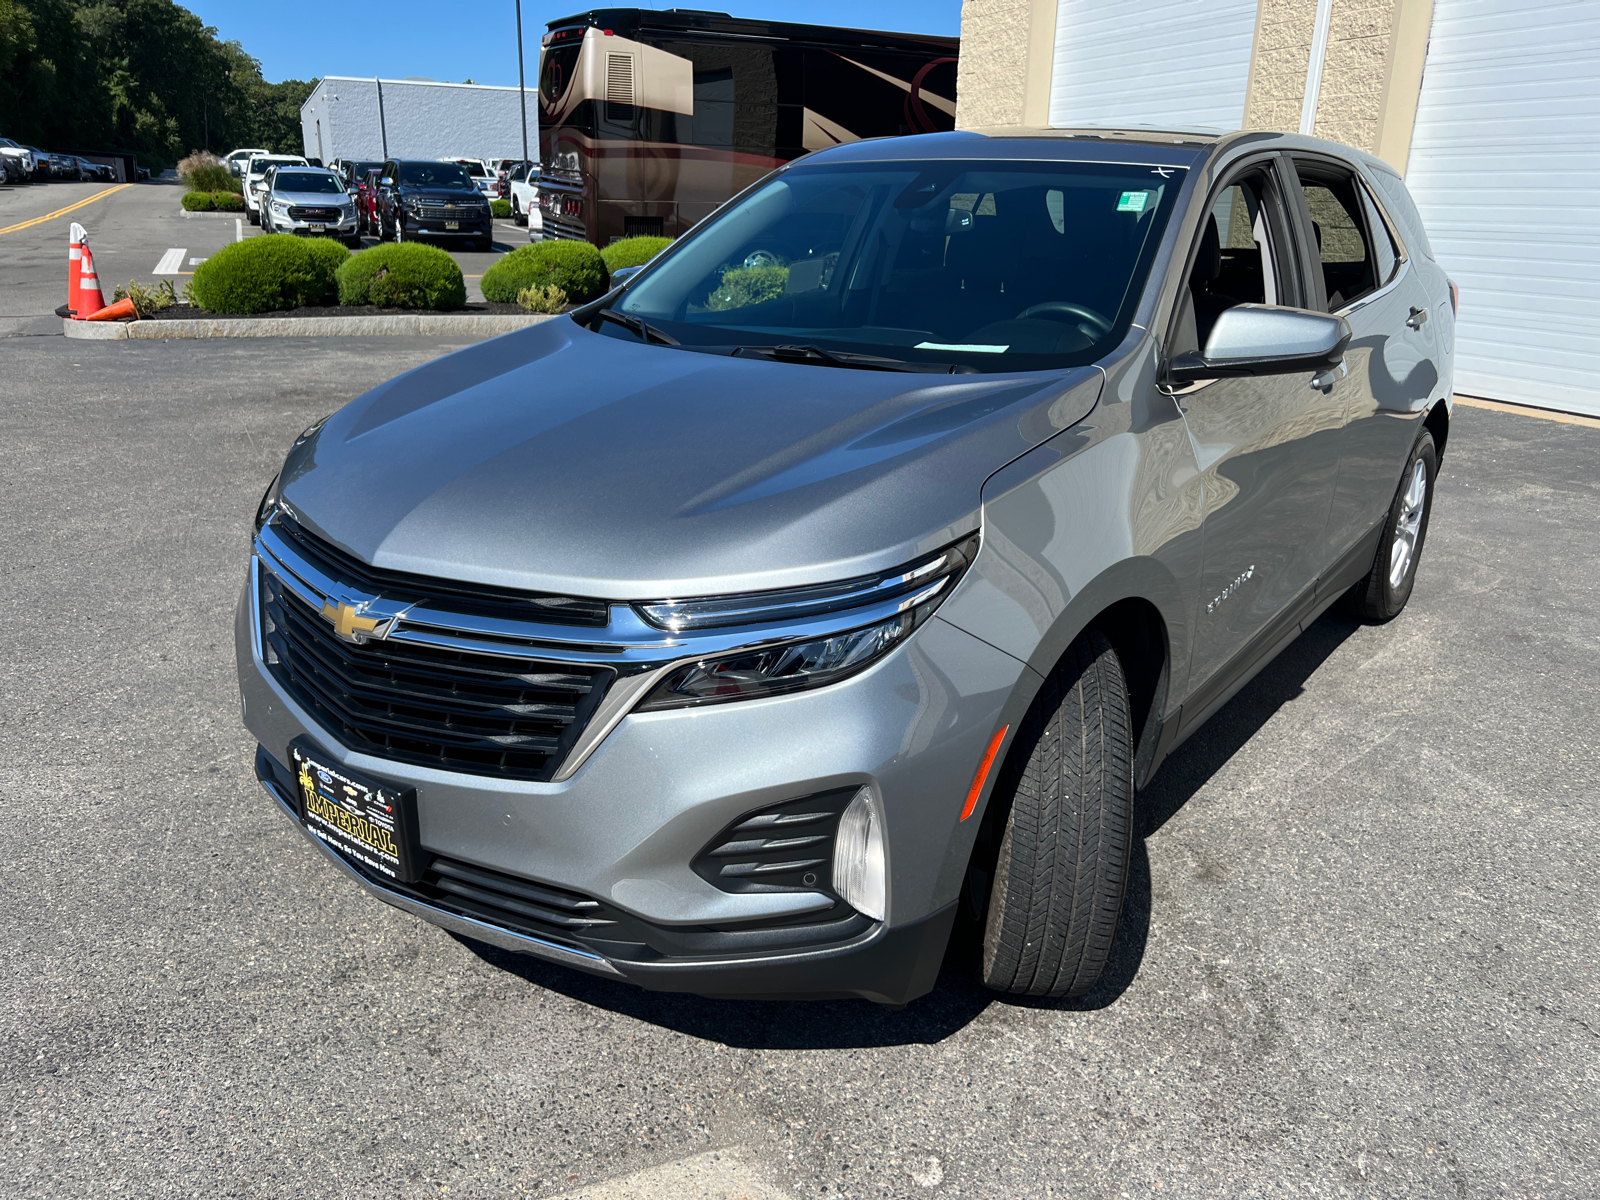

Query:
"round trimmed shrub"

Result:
[[188, 234, 349, 314], [490, 198, 511, 218], [181, 191, 214, 211], [601, 236, 672, 274], [481, 240, 607, 304], [211, 191, 245, 212], [335, 244, 466, 310]]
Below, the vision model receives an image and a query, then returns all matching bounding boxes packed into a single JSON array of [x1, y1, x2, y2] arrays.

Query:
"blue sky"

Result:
[[182, 2, 964, 85]]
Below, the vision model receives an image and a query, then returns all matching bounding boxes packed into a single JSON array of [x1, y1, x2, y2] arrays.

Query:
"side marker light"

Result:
[[960, 724, 1009, 821]]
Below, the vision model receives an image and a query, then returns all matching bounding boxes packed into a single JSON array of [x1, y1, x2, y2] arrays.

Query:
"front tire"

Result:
[[980, 629, 1134, 998], [1345, 428, 1437, 622]]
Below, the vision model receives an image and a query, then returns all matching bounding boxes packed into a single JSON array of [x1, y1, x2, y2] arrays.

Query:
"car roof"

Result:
[[800, 128, 1212, 169]]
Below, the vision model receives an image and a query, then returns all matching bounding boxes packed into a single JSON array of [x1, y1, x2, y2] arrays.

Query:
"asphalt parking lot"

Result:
[[0, 174, 529, 330], [3, 210, 1598, 1194]]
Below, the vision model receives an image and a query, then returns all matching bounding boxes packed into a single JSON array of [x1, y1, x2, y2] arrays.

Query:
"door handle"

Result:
[[1406, 306, 1429, 330]]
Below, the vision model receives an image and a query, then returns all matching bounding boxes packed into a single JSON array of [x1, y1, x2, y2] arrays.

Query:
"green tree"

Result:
[[0, 0, 316, 170]]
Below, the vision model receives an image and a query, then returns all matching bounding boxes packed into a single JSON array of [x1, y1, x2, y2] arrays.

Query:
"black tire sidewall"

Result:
[[1368, 429, 1438, 619]]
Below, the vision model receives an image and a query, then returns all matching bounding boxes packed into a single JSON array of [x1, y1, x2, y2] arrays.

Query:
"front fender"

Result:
[[938, 378, 1204, 765]]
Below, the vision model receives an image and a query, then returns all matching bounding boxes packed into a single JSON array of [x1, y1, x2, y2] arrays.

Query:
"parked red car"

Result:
[[354, 167, 383, 237]]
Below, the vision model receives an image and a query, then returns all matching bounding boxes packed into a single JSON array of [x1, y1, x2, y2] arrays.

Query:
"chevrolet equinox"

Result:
[[237, 128, 1454, 1005]]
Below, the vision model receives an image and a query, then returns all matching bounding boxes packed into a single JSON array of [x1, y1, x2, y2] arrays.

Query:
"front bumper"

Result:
[[235, 560, 1033, 1003], [401, 209, 492, 237], [274, 214, 358, 235]]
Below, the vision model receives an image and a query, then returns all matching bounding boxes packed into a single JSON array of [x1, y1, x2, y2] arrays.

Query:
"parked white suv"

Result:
[[225, 148, 270, 177], [243, 154, 309, 224]]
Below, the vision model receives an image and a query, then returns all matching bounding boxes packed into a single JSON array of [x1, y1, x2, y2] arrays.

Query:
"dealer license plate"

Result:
[[290, 741, 422, 882], [309, 223, 326, 232], [445, 220, 459, 230]]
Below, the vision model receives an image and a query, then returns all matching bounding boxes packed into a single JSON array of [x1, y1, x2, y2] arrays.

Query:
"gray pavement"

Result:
[[1, 326, 1596, 1198], [0, 174, 529, 334]]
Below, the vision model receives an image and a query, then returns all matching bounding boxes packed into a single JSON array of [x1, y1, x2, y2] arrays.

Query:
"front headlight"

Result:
[[634, 534, 977, 710], [254, 473, 282, 534], [637, 612, 916, 711]]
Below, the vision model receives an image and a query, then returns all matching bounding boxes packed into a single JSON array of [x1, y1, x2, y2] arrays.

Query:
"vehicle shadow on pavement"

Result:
[[455, 611, 1361, 1047]]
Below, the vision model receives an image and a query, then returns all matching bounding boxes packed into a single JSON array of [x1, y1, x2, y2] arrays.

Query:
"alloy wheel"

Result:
[[1388, 458, 1428, 590]]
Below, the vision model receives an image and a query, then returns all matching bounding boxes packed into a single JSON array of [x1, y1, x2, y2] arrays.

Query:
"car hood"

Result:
[[280, 320, 1103, 599], [400, 188, 483, 201]]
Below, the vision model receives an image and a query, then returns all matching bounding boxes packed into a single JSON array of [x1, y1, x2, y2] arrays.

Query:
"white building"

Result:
[[300, 77, 537, 166], [958, 0, 1600, 418]]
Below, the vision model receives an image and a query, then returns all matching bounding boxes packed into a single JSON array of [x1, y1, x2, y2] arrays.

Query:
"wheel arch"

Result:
[[1425, 397, 1449, 460]]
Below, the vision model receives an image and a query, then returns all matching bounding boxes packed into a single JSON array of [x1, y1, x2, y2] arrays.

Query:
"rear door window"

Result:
[[1289, 159, 1383, 311]]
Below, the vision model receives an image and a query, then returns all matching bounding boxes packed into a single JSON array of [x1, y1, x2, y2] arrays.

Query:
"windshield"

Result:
[[616, 159, 1183, 372], [397, 162, 475, 189], [251, 158, 302, 176], [275, 172, 343, 194]]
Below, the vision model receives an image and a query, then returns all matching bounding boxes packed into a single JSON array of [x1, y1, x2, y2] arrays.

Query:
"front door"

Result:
[[1170, 156, 1348, 727]]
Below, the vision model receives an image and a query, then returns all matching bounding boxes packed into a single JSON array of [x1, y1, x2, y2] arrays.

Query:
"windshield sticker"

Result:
[[915, 342, 1009, 354], [1117, 191, 1151, 213]]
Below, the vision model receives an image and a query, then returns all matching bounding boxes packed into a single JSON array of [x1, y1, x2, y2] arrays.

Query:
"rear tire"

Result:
[[980, 629, 1134, 998], [1345, 428, 1437, 622]]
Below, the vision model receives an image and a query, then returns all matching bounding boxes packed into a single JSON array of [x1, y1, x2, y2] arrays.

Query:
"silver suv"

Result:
[[237, 128, 1454, 1005], [260, 167, 361, 248]]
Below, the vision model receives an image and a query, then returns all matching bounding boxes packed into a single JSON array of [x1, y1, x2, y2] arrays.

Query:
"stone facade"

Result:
[[955, 0, 1059, 129]]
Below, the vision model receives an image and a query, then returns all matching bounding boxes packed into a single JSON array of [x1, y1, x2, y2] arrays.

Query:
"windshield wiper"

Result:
[[595, 309, 679, 345], [730, 344, 973, 373]]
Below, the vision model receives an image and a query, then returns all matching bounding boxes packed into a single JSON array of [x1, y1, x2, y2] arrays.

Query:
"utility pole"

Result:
[[516, 0, 530, 167]]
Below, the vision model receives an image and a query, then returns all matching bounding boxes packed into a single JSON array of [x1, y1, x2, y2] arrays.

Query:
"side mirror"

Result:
[[379, 177, 394, 187], [1169, 304, 1351, 384], [609, 265, 642, 287]]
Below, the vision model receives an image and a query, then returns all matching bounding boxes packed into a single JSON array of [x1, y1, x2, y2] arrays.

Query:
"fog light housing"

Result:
[[832, 786, 886, 921]]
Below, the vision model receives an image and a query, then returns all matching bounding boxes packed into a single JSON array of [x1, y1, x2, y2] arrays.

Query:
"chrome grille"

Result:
[[273, 513, 608, 627], [416, 204, 481, 220], [259, 567, 611, 781]]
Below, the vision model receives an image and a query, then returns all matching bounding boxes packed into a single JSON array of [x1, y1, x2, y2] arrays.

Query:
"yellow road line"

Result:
[[0, 184, 134, 237], [1455, 394, 1600, 430]]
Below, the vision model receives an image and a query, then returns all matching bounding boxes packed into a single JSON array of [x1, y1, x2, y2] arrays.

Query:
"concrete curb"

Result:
[[63, 313, 555, 339]]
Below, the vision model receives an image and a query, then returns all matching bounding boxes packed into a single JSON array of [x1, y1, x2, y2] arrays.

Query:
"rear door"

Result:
[[1170, 154, 1347, 731], [1282, 155, 1440, 574]]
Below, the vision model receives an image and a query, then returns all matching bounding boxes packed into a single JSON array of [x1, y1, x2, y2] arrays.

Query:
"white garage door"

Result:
[[1405, 0, 1600, 416], [1048, 0, 1259, 131]]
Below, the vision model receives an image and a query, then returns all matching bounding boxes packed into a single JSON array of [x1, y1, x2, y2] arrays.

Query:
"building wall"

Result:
[[301, 78, 537, 164], [957, 0, 1432, 171], [955, 0, 1058, 129]]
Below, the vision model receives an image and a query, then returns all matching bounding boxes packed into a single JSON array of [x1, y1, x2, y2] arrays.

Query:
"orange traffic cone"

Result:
[[85, 297, 138, 322], [75, 234, 106, 319], [67, 221, 87, 317]]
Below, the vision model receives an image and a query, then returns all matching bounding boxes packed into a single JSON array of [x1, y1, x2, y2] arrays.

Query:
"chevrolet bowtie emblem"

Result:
[[319, 598, 393, 644]]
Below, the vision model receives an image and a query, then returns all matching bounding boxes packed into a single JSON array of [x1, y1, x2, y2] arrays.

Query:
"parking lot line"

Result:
[[1454, 394, 1600, 430], [0, 184, 133, 237], [154, 248, 187, 275]]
